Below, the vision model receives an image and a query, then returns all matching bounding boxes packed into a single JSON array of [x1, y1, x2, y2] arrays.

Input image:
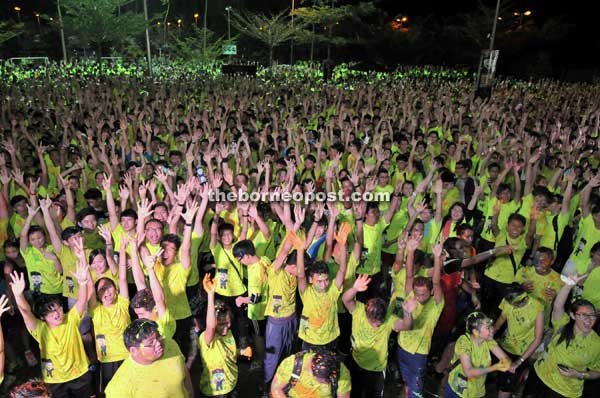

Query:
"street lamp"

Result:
[[194, 13, 199, 26], [14, 6, 22, 22], [177, 18, 182, 34], [34, 12, 41, 30], [225, 7, 232, 40]]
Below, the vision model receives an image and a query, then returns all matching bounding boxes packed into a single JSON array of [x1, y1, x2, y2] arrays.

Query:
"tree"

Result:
[[230, 9, 304, 66], [293, 1, 377, 60], [62, 0, 147, 58], [0, 22, 24, 45], [168, 26, 236, 64]]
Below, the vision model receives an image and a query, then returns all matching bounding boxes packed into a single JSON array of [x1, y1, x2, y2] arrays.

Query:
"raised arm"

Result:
[[9, 271, 38, 331], [102, 173, 119, 231], [180, 201, 199, 270], [342, 274, 370, 313], [39, 197, 62, 254], [580, 174, 600, 218], [203, 274, 217, 345], [290, 232, 308, 293], [19, 204, 39, 253], [431, 241, 444, 304]]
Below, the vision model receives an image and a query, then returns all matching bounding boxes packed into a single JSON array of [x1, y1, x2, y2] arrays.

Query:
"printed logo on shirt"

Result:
[[575, 238, 587, 255], [300, 315, 310, 334], [212, 368, 225, 391], [217, 269, 228, 289], [31, 271, 43, 292], [272, 295, 282, 314], [66, 276, 75, 293], [41, 359, 54, 378], [96, 334, 107, 358]]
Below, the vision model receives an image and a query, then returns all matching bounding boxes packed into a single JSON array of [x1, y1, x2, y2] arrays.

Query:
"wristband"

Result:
[[353, 185, 360, 188], [178, 202, 185, 207], [518, 357, 525, 364], [185, 222, 193, 227], [355, 218, 364, 222], [393, 192, 402, 198]]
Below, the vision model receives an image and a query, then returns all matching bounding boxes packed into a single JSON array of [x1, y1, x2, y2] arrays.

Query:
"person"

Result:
[[0, 294, 11, 385], [270, 350, 351, 398], [87, 236, 133, 389], [397, 235, 444, 398], [493, 283, 544, 398], [9, 259, 91, 398], [232, 239, 270, 371], [341, 274, 416, 398], [105, 319, 193, 398], [524, 274, 600, 398], [9, 380, 52, 398], [294, 212, 348, 352], [197, 274, 238, 397], [445, 312, 511, 398]]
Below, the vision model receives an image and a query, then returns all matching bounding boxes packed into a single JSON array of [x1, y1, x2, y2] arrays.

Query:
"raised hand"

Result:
[[203, 273, 215, 294], [97, 224, 113, 244], [101, 173, 112, 191], [39, 196, 53, 212], [9, 271, 27, 296], [403, 297, 418, 314], [144, 248, 163, 271], [353, 274, 371, 292], [0, 294, 12, 318], [71, 258, 90, 284], [407, 234, 422, 252], [26, 204, 40, 219], [182, 200, 200, 224], [288, 231, 306, 251], [431, 241, 443, 257]]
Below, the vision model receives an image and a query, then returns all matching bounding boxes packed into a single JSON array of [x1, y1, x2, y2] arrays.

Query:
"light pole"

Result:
[[142, 0, 152, 76], [177, 18, 182, 35], [225, 7, 232, 40], [203, 0, 208, 58], [484, 0, 502, 86], [290, 0, 295, 65], [194, 13, 199, 26], [56, 0, 68, 63]]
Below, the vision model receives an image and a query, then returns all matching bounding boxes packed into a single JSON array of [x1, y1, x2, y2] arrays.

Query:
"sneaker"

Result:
[[25, 350, 38, 367]]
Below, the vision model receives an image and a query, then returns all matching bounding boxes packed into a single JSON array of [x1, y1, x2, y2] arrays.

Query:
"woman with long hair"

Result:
[[524, 275, 600, 397]]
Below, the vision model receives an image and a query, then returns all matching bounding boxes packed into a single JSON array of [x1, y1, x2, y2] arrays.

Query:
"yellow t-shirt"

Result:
[[497, 296, 543, 355], [484, 231, 527, 284], [583, 266, 600, 310], [571, 214, 600, 274], [246, 257, 270, 321], [90, 296, 131, 363], [59, 246, 93, 299], [539, 213, 569, 253], [211, 243, 246, 297], [105, 338, 188, 398], [21, 246, 63, 295], [265, 260, 297, 319], [299, 283, 342, 345], [515, 266, 563, 323], [30, 308, 89, 384], [398, 295, 445, 355], [534, 316, 600, 398], [358, 218, 389, 275], [480, 199, 520, 242], [275, 352, 352, 398], [9, 213, 26, 238], [448, 334, 497, 398], [350, 302, 398, 371], [157, 308, 176, 340], [154, 260, 191, 320], [198, 330, 238, 396]]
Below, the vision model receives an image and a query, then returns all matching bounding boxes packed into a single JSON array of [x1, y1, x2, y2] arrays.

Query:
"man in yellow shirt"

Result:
[[342, 274, 416, 398], [9, 259, 92, 397], [105, 319, 193, 398], [398, 236, 445, 398]]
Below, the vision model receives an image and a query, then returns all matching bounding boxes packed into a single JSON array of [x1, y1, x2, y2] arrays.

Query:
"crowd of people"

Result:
[[0, 66, 600, 398]]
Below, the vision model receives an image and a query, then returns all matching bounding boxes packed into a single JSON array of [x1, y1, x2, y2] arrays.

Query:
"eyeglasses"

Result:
[[575, 312, 598, 320]]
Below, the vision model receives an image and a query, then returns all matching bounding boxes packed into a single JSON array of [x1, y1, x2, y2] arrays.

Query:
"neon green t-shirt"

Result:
[[198, 330, 238, 396], [448, 334, 497, 398], [350, 302, 399, 371], [498, 296, 543, 355], [299, 283, 342, 345]]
